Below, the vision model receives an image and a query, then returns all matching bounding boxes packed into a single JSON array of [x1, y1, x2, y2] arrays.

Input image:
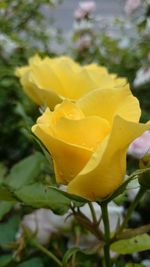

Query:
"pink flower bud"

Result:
[[74, 8, 85, 20], [74, 1, 96, 20], [79, 1, 96, 13], [124, 0, 141, 15], [128, 131, 150, 159]]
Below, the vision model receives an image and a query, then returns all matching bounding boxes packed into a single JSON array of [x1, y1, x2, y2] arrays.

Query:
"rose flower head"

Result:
[[16, 54, 126, 109], [32, 84, 150, 201]]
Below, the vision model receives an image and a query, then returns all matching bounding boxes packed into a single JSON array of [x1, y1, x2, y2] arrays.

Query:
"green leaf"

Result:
[[49, 186, 87, 205], [0, 164, 7, 184], [139, 154, 150, 169], [0, 186, 16, 202], [15, 183, 70, 214], [111, 234, 150, 254], [0, 215, 20, 246], [0, 255, 12, 267], [31, 136, 56, 185], [115, 261, 127, 267], [32, 135, 53, 168], [5, 152, 47, 190], [139, 173, 150, 189], [17, 258, 44, 267], [0, 201, 13, 220], [138, 171, 150, 190]]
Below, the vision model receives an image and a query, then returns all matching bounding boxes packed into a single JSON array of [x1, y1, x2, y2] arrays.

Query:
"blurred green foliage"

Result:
[[0, 1, 150, 266], [0, 0, 62, 166], [71, 1, 150, 122]]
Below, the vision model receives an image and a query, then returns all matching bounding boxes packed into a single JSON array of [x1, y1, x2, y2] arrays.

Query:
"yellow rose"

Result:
[[32, 84, 150, 201], [16, 55, 126, 109]]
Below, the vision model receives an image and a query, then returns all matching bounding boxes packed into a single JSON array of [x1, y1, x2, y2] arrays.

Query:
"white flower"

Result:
[[19, 209, 70, 245], [133, 67, 150, 87], [0, 33, 18, 56], [81, 202, 123, 232], [79, 1, 96, 13], [18, 202, 123, 246], [141, 260, 150, 267]]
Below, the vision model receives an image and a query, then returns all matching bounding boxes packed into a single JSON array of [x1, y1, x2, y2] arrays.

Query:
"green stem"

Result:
[[88, 202, 97, 224], [101, 203, 111, 267], [117, 187, 145, 236], [31, 240, 62, 267]]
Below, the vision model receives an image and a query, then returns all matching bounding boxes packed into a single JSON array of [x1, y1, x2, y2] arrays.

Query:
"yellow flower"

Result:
[[32, 84, 150, 201], [16, 54, 126, 109]]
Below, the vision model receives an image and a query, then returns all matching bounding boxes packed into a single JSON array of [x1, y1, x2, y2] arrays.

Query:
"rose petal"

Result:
[[54, 116, 110, 150], [16, 55, 127, 107], [68, 116, 150, 200], [32, 124, 92, 184], [77, 84, 141, 123]]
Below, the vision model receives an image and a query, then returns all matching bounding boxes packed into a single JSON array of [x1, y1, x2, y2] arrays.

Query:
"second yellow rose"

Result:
[[16, 55, 126, 109]]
